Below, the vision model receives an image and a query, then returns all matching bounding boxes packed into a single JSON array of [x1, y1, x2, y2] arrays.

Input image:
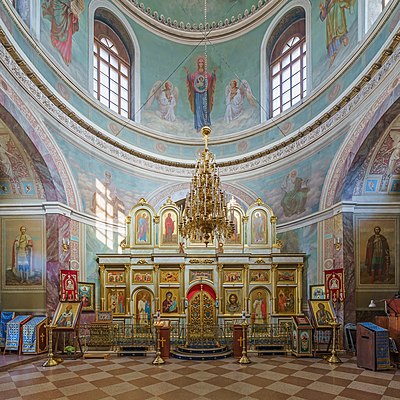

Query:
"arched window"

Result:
[[270, 20, 306, 118], [93, 21, 130, 118], [363, 0, 390, 33], [8, 0, 30, 27]]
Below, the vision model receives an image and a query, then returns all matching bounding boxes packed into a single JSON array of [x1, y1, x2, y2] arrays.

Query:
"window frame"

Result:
[[93, 20, 131, 119], [269, 20, 306, 119], [362, 0, 391, 34]]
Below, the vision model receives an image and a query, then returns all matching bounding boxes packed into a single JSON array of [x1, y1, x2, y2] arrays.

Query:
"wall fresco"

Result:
[[0, 123, 44, 199], [312, 0, 358, 88]]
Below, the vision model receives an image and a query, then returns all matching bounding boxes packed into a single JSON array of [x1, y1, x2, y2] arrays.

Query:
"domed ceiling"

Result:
[[136, 1, 261, 25]]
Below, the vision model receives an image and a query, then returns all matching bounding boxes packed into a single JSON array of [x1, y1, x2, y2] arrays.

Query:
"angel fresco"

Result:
[[319, 0, 356, 66], [146, 81, 179, 122], [42, 0, 84, 65], [224, 79, 256, 123]]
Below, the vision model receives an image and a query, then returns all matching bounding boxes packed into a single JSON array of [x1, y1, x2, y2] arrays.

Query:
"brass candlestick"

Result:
[[327, 318, 342, 364], [42, 322, 58, 367], [238, 321, 251, 364], [152, 322, 165, 365]]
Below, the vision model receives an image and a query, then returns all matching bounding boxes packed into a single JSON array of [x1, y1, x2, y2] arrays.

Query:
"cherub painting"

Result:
[[146, 81, 179, 122], [224, 79, 256, 123]]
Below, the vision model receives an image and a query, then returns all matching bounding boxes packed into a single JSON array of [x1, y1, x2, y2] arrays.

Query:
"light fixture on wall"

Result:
[[368, 299, 388, 315], [62, 237, 70, 252], [179, 126, 234, 246]]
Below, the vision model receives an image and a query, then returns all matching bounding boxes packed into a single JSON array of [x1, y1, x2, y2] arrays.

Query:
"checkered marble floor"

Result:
[[1, 354, 400, 400]]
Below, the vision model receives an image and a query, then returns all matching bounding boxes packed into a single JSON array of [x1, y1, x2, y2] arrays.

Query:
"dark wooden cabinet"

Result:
[[375, 315, 400, 366], [357, 322, 390, 371]]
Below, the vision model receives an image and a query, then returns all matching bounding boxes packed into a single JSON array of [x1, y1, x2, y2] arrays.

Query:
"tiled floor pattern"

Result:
[[1, 354, 400, 400]]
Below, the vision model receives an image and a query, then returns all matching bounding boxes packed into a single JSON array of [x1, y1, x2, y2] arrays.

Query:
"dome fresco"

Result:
[[28, 0, 397, 162], [133, 0, 260, 26], [7, 0, 390, 164]]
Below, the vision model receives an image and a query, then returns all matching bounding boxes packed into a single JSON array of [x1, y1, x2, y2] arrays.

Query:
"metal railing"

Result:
[[248, 322, 292, 351], [79, 322, 155, 352], [78, 321, 292, 353]]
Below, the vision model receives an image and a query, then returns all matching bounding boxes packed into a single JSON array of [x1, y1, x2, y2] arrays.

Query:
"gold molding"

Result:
[[189, 259, 214, 264], [255, 198, 265, 206], [164, 196, 175, 206]]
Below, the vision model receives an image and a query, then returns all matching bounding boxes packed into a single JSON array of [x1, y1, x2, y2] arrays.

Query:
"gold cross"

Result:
[[40, 333, 45, 343], [238, 336, 244, 346], [159, 337, 166, 348]]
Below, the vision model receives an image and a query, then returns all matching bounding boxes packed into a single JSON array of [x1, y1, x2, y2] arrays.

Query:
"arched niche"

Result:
[[249, 287, 272, 324], [157, 197, 180, 249], [245, 198, 277, 251], [132, 287, 154, 325], [127, 198, 156, 250], [225, 197, 245, 247]]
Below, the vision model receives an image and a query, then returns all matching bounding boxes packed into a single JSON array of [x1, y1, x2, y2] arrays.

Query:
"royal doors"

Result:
[[187, 285, 217, 346]]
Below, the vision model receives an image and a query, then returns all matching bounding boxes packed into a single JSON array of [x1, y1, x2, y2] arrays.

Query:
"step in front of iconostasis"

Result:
[[171, 345, 233, 360], [256, 344, 287, 356], [117, 345, 149, 356]]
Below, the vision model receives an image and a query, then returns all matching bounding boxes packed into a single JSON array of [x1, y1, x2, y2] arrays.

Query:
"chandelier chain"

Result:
[[203, 0, 208, 123]]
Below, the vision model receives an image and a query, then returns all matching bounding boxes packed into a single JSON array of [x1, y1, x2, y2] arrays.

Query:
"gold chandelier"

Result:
[[179, 126, 234, 246]]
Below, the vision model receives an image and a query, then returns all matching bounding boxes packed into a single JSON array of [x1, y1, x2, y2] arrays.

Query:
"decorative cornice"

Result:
[[0, 27, 398, 176], [118, 0, 285, 43]]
